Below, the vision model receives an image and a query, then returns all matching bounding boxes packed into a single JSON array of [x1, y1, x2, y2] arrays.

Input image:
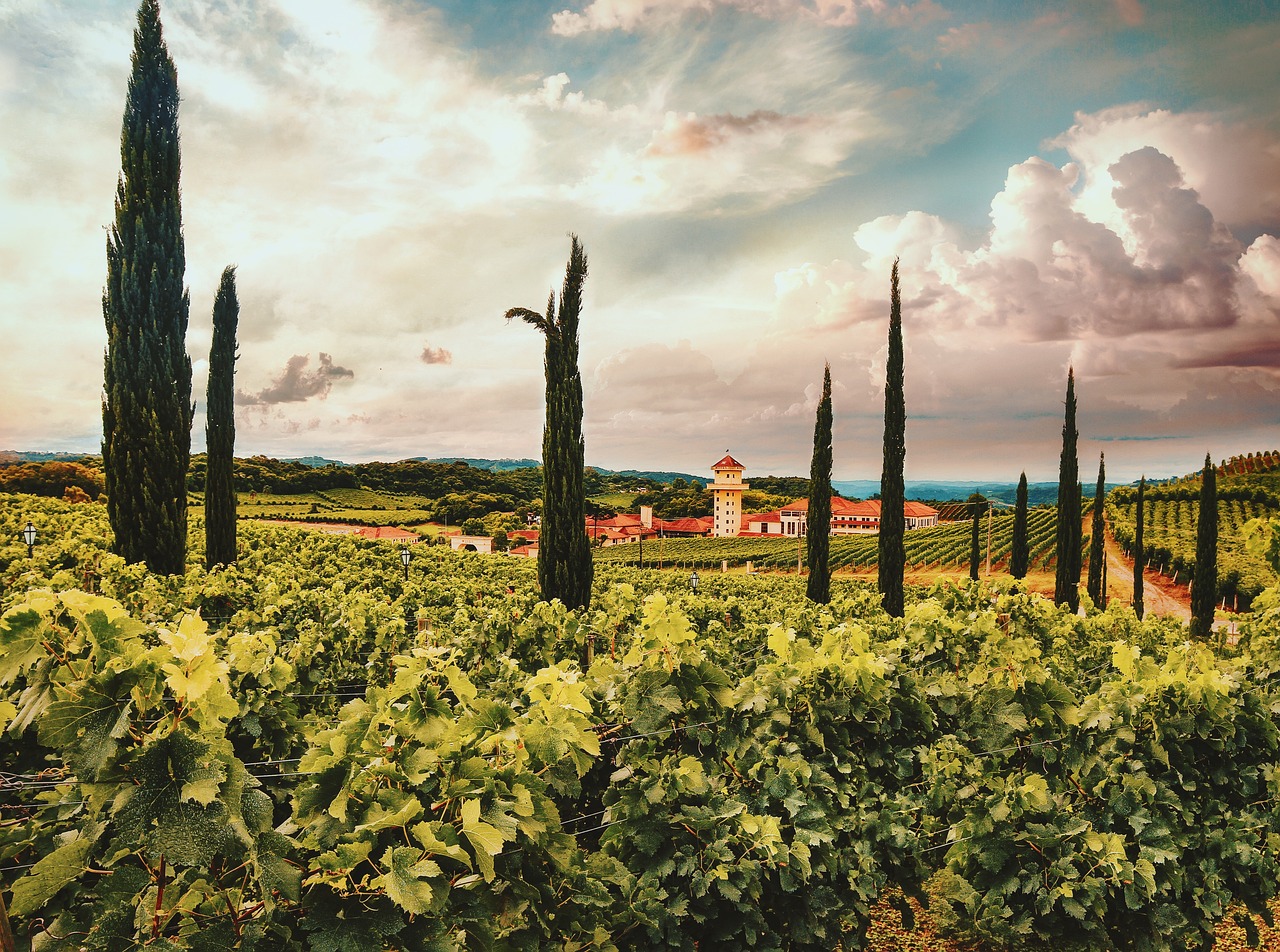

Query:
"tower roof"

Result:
[[711, 454, 744, 471]]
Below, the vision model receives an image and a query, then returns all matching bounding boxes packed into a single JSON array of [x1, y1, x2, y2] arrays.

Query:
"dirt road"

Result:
[[1102, 527, 1190, 621]]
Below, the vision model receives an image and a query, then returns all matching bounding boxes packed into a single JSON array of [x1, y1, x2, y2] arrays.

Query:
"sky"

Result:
[[1, 0, 1278, 482]]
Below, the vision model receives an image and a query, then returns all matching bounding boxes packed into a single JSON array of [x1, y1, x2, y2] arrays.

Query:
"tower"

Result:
[[710, 454, 748, 537]]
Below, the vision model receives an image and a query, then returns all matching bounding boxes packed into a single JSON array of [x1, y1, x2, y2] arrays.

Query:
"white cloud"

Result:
[[550, 0, 929, 36], [1049, 104, 1280, 236]]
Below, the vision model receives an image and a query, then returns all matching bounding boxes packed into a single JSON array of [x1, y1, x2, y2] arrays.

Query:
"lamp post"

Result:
[[689, 570, 699, 594], [22, 521, 36, 558], [400, 546, 411, 580]]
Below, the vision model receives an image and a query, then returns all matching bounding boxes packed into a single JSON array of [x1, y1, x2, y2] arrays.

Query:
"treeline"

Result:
[[632, 474, 821, 519], [0, 460, 104, 499]]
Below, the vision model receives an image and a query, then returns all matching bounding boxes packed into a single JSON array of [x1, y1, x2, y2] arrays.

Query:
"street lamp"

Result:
[[400, 546, 411, 580], [22, 521, 36, 558], [689, 570, 699, 594]]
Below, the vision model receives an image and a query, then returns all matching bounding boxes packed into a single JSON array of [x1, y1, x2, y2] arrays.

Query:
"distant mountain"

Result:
[[608, 469, 705, 485], [416, 457, 541, 473], [833, 479, 1070, 506], [1, 451, 97, 463], [284, 456, 351, 468], [412, 458, 704, 483]]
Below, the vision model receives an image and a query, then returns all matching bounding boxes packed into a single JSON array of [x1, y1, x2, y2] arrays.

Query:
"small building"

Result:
[[450, 534, 493, 554], [743, 496, 938, 537]]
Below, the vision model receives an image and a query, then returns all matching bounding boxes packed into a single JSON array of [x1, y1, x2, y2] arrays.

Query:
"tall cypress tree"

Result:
[[205, 266, 239, 569], [1086, 454, 1106, 606], [1191, 454, 1218, 638], [102, 0, 191, 575], [507, 236, 592, 610], [806, 364, 833, 604], [878, 260, 906, 616], [1053, 368, 1080, 612], [1133, 476, 1146, 620], [1010, 472, 1029, 579], [969, 495, 984, 582]]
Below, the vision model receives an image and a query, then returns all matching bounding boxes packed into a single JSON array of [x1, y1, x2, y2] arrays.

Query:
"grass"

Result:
[[589, 492, 638, 510]]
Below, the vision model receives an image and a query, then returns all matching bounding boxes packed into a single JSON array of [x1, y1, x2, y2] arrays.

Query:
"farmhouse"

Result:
[[576, 453, 938, 545], [742, 496, 939, 537], [586, 506, 713, 546]]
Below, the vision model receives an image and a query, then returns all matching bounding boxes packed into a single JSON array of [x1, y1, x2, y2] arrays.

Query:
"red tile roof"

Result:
[[660, 516, 711, 534], [711, 454, 744, 470]]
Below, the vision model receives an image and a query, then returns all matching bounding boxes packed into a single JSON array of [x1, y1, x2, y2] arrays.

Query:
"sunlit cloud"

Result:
[[421, 343, 453, 365], [550, 0, 937, 36]]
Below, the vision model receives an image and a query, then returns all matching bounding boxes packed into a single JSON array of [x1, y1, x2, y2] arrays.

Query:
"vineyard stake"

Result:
[[0, 883, 15, 952]]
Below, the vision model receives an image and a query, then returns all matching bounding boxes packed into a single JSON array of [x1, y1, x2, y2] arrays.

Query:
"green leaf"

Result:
[[354, 789, 424, 835], [9, 821, 103, 917], [460, 798, 506, 882], [38, 676, 134, 779], [181, 759, 227, 806], [410, 821, 472, 867], [378, 845, 443, 915], [0, 606, 49, 685]]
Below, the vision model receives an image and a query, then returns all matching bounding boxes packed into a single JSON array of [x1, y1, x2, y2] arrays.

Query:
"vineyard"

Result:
[[1108, 485, 1280, 610], [198, 488, 438, 528], [594, 508, 1060, 575], [3, 494, 1280, 950]]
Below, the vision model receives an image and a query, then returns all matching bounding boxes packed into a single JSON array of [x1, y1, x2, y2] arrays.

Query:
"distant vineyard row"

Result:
[[593, 509, 1059, 574], [1107, 489, 1278, 607]]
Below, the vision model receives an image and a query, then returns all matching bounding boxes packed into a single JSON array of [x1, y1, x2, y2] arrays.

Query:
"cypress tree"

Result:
[[507, 236, 593, 610], [1133, 477, 1146, 620], [806, 364, 833, 604], [1010, 472, 1029, 579], [1086, 454, 1106, 606], [102, 0, 191, 575], [878, 259, 906, 616], [969, 495, 984, 582], [1053, 368, 1080, 612], [205, 266, 239, 569], [1191, 454, 1218, 638]]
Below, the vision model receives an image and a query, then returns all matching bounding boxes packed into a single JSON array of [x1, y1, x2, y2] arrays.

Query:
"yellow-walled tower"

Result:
[[710, 454, 748, 537]]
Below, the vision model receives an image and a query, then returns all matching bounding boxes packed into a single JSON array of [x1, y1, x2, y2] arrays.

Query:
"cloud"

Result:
[[1241, 234, 1280, 300], [517, 73, 611, 115], [238, 353, 354, 406], [421, 343, 453, 365], [1049, 104, 1280, 236], [643, 109, 808, 156], [836, 145, 1256, 345], [1113, 0, 1144, 27], [550, 0, 931, 35], [572, 103, 872, 213]]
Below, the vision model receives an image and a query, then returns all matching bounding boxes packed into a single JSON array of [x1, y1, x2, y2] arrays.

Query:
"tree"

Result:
[[1010, 472, 1029, 579], [102, 0, 191, 575], [1133, 476, 1146, 620], [1191, 454, 1218, 638], [878, 260, 906, 616], [204, 266, 238, 569], [806, 364, 833, 604], [968, 494, 986, 582], [1086, 454, 1106, 606], [507, 236, 593, 610], [1053, 369, 1080, 612]]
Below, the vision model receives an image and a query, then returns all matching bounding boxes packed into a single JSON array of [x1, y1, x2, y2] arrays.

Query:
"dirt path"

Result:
[[1102, 525, 1190, 621]]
